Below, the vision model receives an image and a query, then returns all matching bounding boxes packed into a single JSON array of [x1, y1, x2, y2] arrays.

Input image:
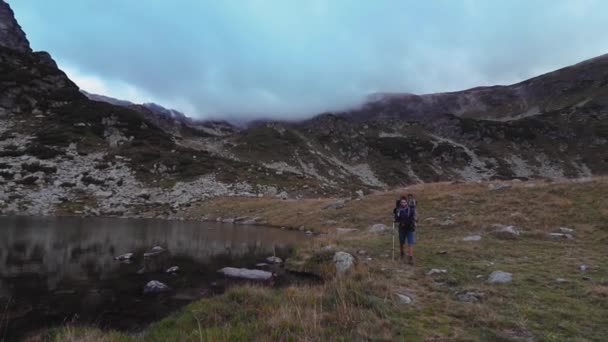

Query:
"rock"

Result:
[[143, 280, 171, 294], [368, 223, 388, 233], [333, 251, 355, 275], [166, 266, 179, 273], [355, 190, 365, 199], [427, 268, 448, 276], [488, 271, 512, 284], [305, 230, 313, 235], [256, 263, 269, 267], [266, 256, 283, 264], [218, 267, 274, 281], [463, 235, 482, 241], [395, 293, 413, 305], [335, 227, 358, 234], [492, 224, 520, 239], [114, 252, 134, 261], [144, 246, 166, 257], [324, 199, 346, 210], [559, 227, 574, 233], [136, 268, 145, 275], [357, 250, 366, 255], [0, 1, 32, 53], [488, 183, 511, 191], [548, 233, 573, 239], [555, 278, 568, 283], [456, 290, 485, 302], [321, 245, 335, 252], [439, 219, 455, 227], [580, 264, 588, 272], [277, 191, 289, 200]]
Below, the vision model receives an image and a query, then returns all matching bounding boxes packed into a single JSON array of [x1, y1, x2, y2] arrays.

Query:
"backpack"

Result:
[[394, 206, 413, 229]]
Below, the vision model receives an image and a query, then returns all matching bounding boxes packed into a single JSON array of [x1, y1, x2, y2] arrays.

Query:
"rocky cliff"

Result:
[[0, 0, 30, 53], [0, 0, 607, 219]]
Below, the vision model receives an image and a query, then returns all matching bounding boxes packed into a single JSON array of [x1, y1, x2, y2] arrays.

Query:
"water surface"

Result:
[[0, 216, 304, 340]]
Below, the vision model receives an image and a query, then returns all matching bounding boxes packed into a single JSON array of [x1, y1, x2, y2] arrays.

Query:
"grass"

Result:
[[33, 177, 608, 341]]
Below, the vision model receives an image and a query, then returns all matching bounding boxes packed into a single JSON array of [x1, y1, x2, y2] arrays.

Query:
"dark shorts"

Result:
[[399, 227, 415, 245]]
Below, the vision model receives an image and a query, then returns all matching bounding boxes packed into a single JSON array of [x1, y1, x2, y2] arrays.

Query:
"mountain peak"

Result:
[[0, 0, 31, 53]]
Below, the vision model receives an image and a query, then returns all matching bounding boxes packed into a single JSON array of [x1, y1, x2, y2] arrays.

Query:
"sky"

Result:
[[9, 0, 608, 120]]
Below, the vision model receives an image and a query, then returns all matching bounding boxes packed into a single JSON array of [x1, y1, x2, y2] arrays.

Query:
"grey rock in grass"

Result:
[[395, 293, 413, 304], [336, 227, 359, 234], [218, 267, 274, 281], [559, 227, 574, 233], [333, 251, 355, 275], [463, 235, 482, 241], [488, 183, 511, 191], [456, 290, 485, 302], [143, 280, 171, 294], [439, 219, 455, 227], [488, 271, 512, 284], [369, 223, 388, 233], [492, 224, 520, 239], [427, 268, 448, 276], [548, 233, 573, 239], [324, 199, 346, 210]]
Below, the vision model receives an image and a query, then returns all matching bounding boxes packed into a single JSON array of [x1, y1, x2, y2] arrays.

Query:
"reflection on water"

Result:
[[0, 216, 304, 339]]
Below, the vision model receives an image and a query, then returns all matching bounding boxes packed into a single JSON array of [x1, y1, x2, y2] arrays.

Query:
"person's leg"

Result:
[[406, 230, 415, 265]]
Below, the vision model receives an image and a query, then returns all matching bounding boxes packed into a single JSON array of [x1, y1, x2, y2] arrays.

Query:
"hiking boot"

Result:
[[408, 256, 414, 265]]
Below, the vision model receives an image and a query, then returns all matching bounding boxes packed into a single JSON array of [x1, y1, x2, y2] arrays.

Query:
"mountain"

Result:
[[80, 90, 238, 138], [0, 0, 606, 219], [362, 54, 608, 121]]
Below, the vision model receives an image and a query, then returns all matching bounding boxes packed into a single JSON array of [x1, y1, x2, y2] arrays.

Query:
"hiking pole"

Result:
[[392, 221, 395, 261]]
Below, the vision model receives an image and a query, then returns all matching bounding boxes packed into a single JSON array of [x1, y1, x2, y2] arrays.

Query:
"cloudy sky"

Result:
[[10, 0, 608, 120]]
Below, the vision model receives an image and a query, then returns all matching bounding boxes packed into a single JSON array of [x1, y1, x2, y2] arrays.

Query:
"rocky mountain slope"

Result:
[[0, 0, 607, 218]]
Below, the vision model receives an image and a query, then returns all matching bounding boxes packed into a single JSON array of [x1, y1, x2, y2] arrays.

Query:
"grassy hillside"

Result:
[[32, 178, 608, 341]]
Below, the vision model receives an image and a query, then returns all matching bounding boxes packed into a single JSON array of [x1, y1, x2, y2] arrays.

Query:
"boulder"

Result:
[[488, 183, 511, 191], [462, 235, 482, 241], [488, 271, 512, 284], [439, 219, 455, 227], [456, 290, 485, 302], [324, 199, 346, 210], [395, 293, 413, 305], [144, 246, 166, 257], [548, 233, 573, 239], [143, 280, 171, 294], [218, 267, 274, 281], [333, 251, 355, 275], [266, 256, 283, 264], [166, 266, 179, 273], [427, 268, 448, 276], [491, 224, 520, 239], [335, 227, 359, 234], [368, 223, 388, 233], [114, 252, 134, 261]]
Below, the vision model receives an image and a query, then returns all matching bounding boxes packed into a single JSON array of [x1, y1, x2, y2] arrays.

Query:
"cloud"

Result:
[[10, 0, 608, 120]]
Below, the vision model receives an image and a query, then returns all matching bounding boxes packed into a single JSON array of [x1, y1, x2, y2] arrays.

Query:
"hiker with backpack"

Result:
[[394, 195, 416, 265]]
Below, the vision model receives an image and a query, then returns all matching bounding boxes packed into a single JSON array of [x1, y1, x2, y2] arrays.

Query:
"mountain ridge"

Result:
[[0, 0, 606, 219]]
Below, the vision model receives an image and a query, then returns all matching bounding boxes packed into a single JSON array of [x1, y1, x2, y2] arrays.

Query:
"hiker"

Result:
[[394, 197, 416, 265]]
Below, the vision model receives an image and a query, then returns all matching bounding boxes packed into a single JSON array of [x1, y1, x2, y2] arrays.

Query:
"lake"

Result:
[[0, 216, 306, 340]]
